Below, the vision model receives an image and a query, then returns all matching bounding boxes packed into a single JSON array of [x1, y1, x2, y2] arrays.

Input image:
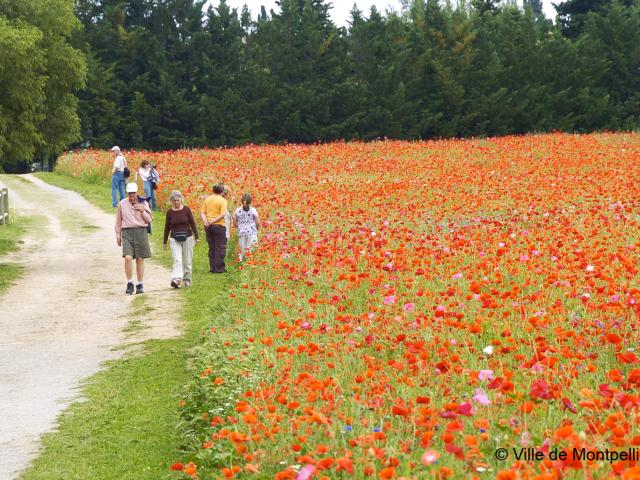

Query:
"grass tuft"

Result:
[[0, 206, 34, 294]]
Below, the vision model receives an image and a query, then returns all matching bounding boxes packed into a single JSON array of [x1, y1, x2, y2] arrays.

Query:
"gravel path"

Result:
[[0, 174, 181, 479]]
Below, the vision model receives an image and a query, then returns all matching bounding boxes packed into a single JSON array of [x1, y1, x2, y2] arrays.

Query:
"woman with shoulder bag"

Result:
[[163, 190, 199, 288]]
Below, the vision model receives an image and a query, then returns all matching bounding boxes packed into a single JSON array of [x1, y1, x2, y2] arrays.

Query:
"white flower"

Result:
[[483, 346, 493, 356]]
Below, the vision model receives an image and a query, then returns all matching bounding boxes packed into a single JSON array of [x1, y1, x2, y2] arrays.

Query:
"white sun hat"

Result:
[[126, 183, 138, 193]]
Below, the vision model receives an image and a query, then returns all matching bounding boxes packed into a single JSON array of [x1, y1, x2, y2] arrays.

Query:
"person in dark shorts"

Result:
[[115, 183, 153, 294]]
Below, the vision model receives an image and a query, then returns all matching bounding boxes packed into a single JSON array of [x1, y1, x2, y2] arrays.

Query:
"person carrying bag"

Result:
[[163, 190, 199, 288]]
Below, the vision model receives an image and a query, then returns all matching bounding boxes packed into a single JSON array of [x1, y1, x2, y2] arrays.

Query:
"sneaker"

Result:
[[170, 280, 180, 289], [183, 280, 192, 288], [126, 282, 134, 295], [136, 283, 144, 294]]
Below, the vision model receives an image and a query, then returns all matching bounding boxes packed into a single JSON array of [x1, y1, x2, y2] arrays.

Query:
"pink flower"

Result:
[[421, 449, 439, 465], [300, 321, 312, 330], [478, 370, 494, 381], [457, 402, 473, 415], [383, 295, 396, 305], [403, 302, 415, 313], [473, 388, 491, 406], [452, 272, 463, 279], [296, 464, 315, 480]]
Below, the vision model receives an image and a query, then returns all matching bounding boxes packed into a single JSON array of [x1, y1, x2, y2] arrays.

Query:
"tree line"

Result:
[[1, 0, 639, 170]]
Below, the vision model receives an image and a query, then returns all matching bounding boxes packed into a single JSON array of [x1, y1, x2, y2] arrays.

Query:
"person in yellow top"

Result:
[[201, 183, 229, 273]]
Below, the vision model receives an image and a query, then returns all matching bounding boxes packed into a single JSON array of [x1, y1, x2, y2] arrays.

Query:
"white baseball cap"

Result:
[[126, 183, 138, 193], [110, 146, 121, 152]]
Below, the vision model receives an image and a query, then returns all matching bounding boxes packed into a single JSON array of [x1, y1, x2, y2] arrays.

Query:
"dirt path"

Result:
[[0, 174, 181, 480]]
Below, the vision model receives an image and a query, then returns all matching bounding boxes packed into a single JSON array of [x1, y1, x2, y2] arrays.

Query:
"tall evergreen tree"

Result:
[[578, 1, 640, 128], [196, 1, 253, 146], [251, 0, 349, 142], [404, 0, 475, 137], [524, 0, 545, 19], [345, 6, 412, 138], [555, 0, 633, 37]]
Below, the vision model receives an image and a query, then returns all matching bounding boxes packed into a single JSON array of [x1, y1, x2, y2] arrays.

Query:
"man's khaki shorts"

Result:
[[121, 227, 151, 259]]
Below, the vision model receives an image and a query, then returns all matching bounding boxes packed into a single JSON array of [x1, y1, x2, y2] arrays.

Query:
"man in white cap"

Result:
[[111, 146, 128, 207], [115, 182, 153, 294]]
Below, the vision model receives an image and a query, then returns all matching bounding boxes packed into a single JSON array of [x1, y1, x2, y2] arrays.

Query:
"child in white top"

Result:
[[233, 193, 260, 261]]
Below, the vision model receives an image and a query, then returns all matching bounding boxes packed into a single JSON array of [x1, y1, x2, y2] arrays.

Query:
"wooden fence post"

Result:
[[0, 188, 8, 225]]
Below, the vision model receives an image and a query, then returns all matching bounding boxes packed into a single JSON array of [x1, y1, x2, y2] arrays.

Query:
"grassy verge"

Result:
[[0, 207, 33, 294], [22, 172, 238, 480]]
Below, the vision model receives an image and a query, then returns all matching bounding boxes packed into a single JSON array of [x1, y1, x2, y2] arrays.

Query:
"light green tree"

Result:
[[0, 0, 86, 171]]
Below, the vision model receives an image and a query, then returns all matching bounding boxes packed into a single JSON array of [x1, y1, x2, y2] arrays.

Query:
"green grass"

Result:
[[22, 172, 238, 480], [0, 216, 28, 293], [0, 206, 34, 294]]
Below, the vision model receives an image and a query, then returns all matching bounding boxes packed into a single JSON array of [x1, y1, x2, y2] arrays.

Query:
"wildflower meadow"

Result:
[[58, 132, 640, 479]]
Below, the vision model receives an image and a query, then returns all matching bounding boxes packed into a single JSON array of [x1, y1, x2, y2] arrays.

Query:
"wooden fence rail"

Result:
[[0, 188, 8, 225]]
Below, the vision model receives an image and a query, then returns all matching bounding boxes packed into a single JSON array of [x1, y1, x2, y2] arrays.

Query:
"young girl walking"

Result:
[[233, 193, 260, 262]]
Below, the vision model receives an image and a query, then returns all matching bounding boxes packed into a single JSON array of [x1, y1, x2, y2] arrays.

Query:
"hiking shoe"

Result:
[[170, 280, 181, 289], [126, 282, 134, 295], [136, 283, 144, 294]]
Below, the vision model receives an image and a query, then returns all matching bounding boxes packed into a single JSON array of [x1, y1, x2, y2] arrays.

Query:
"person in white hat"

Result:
[[111, 146, 128, 207], [115, 182, 153, 294]]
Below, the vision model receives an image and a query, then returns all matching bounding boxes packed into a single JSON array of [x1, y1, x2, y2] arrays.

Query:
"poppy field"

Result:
[[58, 133, 640, 479]]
